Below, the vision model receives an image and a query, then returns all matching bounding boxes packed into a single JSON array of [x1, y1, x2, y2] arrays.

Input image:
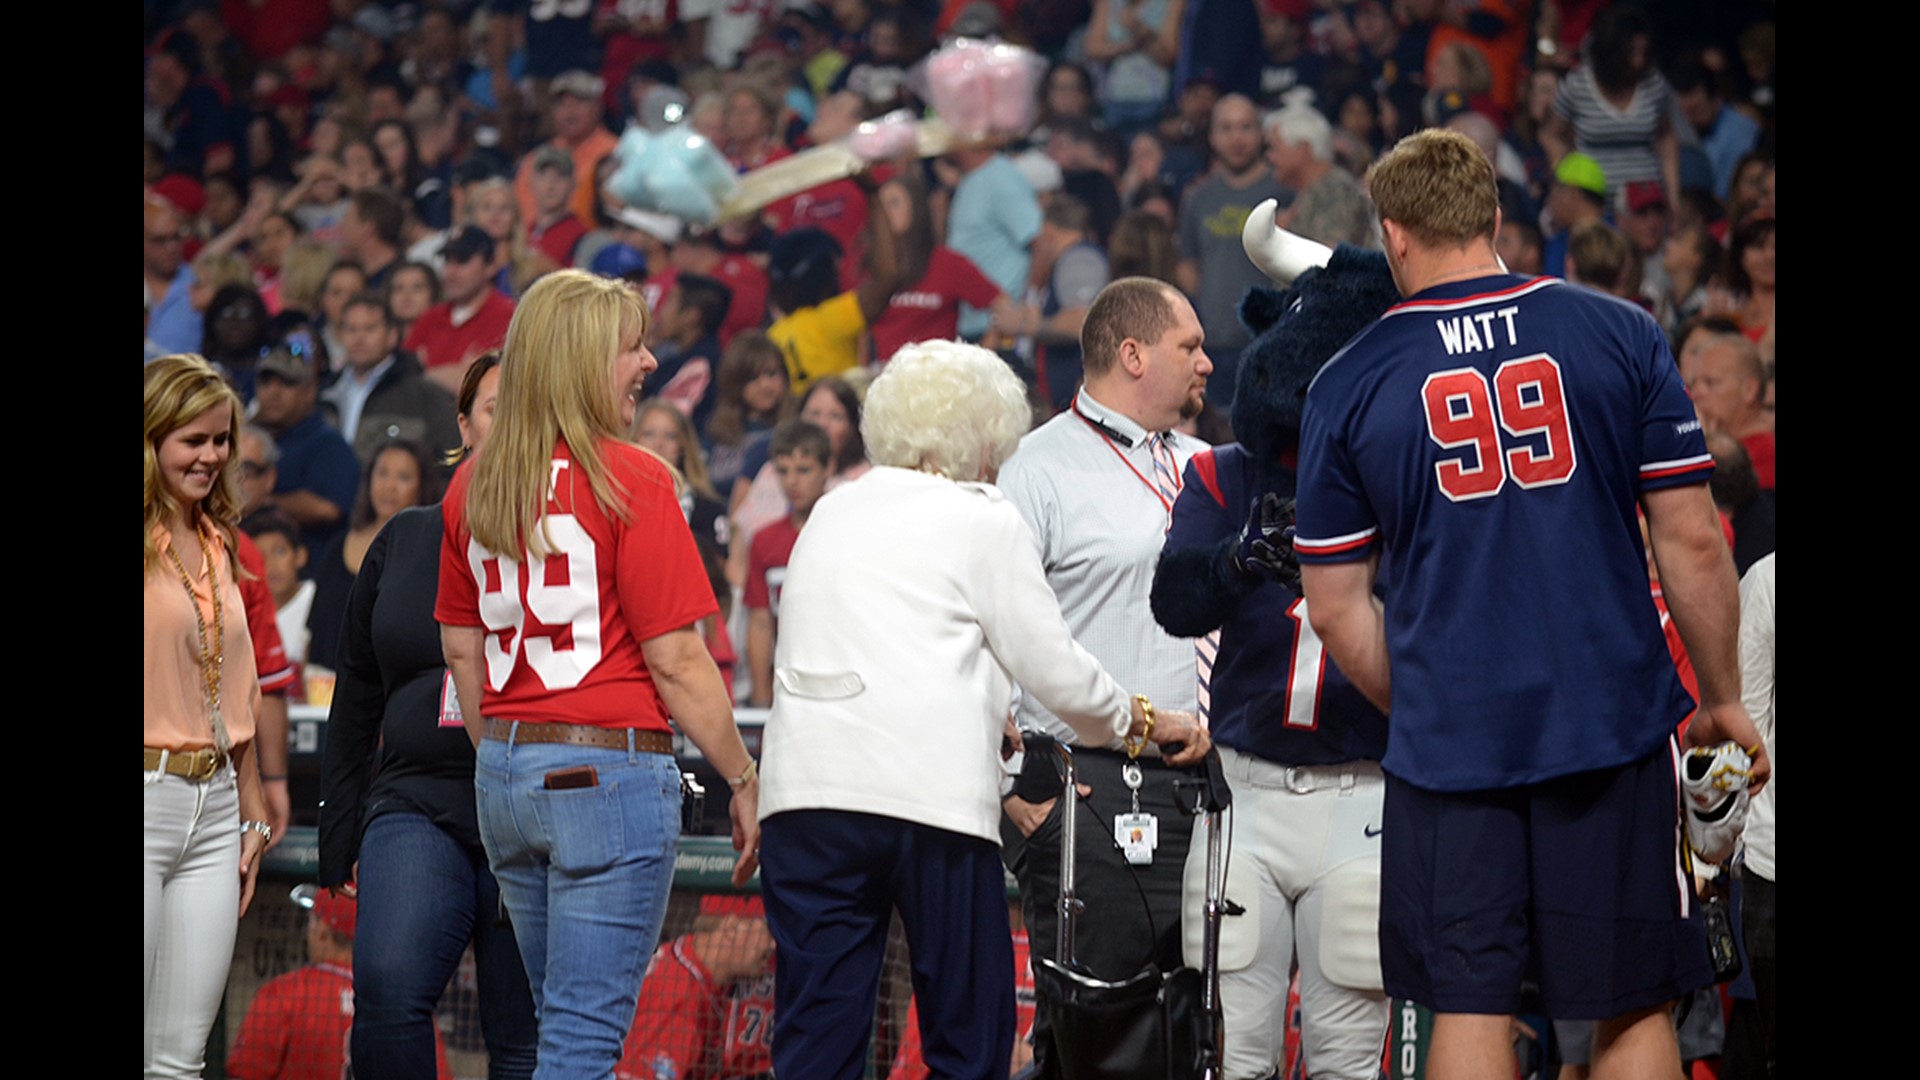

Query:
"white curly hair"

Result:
[[861, 339, 1032, 482]]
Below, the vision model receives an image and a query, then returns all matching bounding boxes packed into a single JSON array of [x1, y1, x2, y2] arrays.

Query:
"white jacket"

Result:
[[758, 467, 1134, 843]]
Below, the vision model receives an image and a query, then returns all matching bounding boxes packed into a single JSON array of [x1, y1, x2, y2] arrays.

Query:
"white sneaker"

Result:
[[1681, 743, 1752, 864]]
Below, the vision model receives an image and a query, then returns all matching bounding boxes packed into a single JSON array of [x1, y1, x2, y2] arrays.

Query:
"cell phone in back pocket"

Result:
[[544, 766, 599, 790]]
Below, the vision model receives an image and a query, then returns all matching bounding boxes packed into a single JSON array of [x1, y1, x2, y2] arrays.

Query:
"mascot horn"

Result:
[[1149, 200, 1402, 636]]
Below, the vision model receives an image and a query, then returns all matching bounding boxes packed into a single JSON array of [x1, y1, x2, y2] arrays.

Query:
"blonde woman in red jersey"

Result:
[[435, 269, 760, 1074]]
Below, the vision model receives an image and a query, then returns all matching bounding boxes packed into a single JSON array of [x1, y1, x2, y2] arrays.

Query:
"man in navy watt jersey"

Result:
[[1292, 130, 1770, 1080]]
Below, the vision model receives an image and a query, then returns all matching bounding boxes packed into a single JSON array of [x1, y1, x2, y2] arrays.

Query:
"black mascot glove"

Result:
[[1230, 492, 1300, 590]]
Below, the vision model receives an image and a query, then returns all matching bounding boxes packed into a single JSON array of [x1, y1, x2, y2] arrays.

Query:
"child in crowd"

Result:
[[280, 155, 352, 250], [703, 333, 791, 497], [242, 508, 315, 698], [526, 147, 587, 268], [646, 272, 734, 434], [744, 420, 832, 707]]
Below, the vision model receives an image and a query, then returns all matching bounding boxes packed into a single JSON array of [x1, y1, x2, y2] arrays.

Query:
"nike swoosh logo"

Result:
[[1364, 825, 1383, 838]]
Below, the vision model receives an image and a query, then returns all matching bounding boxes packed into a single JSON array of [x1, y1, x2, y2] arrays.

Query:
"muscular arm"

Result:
[[1641, 483, 1768, 787], [641, 626, 761, 884], [1300, 556, 1389, 714], [441, 624, 487, 751]]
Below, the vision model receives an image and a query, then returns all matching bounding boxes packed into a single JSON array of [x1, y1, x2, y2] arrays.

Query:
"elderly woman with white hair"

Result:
[[755, 339, 1211, 1080]]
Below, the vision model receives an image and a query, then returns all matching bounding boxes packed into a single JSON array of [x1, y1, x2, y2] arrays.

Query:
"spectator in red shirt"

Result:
[[228, 889, 454, 1080], [744, 421, 832, 707], [616, 895, 777, 1080], [406, 226, 518, 394], [868, 173, 1008, 365], [1681, 334, 1774, 492], [527, 147, 589, 268], [675, 228, 772, 348]]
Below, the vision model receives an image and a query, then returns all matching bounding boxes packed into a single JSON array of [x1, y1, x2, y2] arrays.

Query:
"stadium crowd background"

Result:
[[143, 0, 1777, 1074]]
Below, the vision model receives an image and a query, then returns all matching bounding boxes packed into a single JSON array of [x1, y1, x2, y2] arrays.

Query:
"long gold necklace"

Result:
[[163, 521, 233, 755]]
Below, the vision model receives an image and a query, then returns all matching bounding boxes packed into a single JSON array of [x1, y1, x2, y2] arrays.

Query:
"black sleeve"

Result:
[[1150, 464, 1258, 637], [1150, 538, 1256, 637], [317, 520, 393, 886]]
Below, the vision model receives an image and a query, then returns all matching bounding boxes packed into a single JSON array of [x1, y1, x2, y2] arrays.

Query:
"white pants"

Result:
[[1183, 747, 1389, 1080], [144, 763, 240, 1079]]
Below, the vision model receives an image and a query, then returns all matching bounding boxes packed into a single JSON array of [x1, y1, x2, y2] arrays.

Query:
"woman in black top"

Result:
[[317, 355, 537, 1078], [304, 438, 440, 674]]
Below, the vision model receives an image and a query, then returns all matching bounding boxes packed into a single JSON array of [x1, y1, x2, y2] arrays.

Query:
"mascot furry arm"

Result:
[[1149, 199, 1402, 638]]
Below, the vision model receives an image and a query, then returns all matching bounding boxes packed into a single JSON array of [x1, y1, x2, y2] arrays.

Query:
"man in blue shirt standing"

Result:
[[1293, 130, 1769, 1080], [946, 146, 1042, 341]]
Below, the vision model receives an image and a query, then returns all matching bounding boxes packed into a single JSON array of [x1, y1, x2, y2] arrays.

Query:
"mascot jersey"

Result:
[[1166, 444, 1387, 766], [1293, 274, 1712, 793]]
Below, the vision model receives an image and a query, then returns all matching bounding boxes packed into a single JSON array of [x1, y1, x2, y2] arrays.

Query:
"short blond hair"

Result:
[[1366, 129, 1497, 249], [1566, 221, 1634, 292]]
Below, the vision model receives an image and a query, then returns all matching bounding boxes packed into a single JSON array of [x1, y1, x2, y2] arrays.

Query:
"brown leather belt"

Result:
[[483, 719, 675, 756], [144, 747, 228, 782]]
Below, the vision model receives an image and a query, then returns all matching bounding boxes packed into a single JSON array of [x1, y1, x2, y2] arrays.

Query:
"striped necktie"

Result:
[[1147, 433, 1218, 730]]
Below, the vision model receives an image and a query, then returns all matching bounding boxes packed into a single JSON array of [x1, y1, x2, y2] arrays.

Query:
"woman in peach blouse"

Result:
[[144, 354, 273, 1078]]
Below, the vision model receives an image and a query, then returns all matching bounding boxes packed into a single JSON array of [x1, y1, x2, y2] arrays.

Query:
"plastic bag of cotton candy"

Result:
[[914, 38, 1046, 142], [607, 125, 739, 227], [847, 108, 922, 161]]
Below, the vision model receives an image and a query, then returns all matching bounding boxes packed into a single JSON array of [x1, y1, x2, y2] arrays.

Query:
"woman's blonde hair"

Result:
[[466, 177, 550, 297], [144, 354, 245, 574], [278, 240, 338, 314], [466, 269, 649, 558], [192, 251, 254, 294], [632, 399, 719, 501]]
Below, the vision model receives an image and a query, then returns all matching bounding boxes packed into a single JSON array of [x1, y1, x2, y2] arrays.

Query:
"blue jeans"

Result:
[[474, 731, 682, 1078], [352, 811, 538, 1080]]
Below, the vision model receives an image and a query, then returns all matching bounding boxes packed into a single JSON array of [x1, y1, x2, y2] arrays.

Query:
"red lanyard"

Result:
[[1072, 405, 1174, 515]]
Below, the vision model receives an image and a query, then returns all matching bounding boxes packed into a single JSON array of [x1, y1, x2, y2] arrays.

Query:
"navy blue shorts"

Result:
[[1378, 737, 1713, 1019]]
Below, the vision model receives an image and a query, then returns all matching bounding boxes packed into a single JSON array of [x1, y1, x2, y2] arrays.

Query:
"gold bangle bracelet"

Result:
[[1126, 694, 1155, 760]]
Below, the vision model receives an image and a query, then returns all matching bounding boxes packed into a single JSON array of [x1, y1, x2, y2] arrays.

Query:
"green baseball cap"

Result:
[[1554, 152, 1607, 197]]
